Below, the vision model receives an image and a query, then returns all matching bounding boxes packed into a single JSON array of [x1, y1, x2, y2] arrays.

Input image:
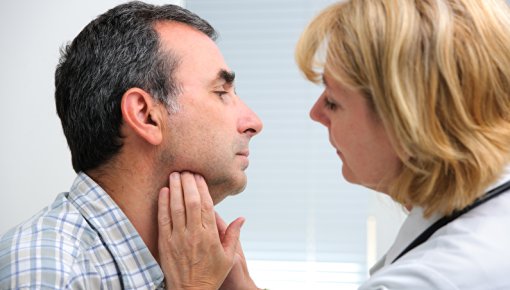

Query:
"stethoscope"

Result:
[[392, 179, 510, 263]]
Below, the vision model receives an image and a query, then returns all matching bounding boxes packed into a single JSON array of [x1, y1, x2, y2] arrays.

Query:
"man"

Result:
[[0, 2, 262, 289]]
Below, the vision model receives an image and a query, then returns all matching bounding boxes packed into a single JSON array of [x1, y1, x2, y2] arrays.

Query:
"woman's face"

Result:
[[309, 73, 401, 193]]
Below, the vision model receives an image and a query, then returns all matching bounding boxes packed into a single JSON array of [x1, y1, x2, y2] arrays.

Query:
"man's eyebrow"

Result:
[[218, 69, 236, 85]]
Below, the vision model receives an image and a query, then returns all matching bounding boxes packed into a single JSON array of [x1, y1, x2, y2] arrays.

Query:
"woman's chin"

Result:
[[341, 166, 358, 184]]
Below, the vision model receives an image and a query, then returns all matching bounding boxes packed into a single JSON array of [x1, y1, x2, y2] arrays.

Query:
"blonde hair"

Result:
[[296, 0, 510, 216]]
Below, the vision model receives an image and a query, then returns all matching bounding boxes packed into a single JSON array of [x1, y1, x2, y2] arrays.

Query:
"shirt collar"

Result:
[[371, 164, 510, 274], [68, 172, 165, 288]]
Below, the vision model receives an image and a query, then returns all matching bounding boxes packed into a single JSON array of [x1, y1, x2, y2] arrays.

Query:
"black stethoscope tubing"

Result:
[[392, 179, 510, 264]]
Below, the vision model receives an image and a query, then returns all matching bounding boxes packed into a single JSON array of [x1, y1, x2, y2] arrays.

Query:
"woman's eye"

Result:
[[324, 97, 337, 110]]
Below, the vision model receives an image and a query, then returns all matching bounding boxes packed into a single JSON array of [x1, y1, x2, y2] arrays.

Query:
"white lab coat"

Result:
[[359, 167, 510, 290]]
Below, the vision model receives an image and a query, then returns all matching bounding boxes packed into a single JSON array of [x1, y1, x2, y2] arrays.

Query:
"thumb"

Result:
[[222, 217, 245, 256]]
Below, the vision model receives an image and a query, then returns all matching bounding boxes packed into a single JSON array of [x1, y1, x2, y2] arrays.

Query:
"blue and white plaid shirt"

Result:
[[0, 173, 165, 289]]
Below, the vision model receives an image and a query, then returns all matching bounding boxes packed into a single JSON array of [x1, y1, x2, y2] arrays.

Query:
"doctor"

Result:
[[156, 0, 510, 289]]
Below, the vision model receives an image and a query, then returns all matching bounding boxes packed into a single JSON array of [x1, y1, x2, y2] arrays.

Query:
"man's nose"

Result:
[[239, 101, 263, 137]]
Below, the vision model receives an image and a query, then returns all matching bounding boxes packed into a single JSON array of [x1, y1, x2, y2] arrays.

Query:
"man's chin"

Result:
[[209, 177, 247, 205], [211, 194, 228, 205]]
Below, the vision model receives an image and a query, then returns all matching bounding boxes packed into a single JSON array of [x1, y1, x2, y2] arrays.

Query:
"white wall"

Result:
[[0, 0, 182, 235]]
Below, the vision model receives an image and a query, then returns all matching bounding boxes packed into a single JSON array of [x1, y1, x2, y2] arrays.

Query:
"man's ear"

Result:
[[120, 88, 164, 145]]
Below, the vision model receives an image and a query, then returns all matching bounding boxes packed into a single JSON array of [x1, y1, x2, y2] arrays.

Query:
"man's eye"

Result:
[[324, 97, 337, 110], [214, 91, 228, 98]]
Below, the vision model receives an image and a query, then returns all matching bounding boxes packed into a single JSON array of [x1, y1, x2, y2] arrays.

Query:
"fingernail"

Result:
[[239, 217, 246, 228]]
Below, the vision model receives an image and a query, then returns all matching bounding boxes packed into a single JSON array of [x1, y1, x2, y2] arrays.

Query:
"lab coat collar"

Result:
[[370, 164, 510, 275], [368, 207, 442, 275]]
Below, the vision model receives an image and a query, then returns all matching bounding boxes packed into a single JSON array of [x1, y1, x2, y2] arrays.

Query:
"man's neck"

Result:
[[87, 163, 165, 263]]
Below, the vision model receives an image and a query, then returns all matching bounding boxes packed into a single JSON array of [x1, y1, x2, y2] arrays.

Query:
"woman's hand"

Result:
[[158, 172, 245, 290]]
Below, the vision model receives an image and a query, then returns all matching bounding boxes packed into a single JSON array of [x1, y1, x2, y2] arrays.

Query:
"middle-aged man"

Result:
[[0, 2, 262, 289]]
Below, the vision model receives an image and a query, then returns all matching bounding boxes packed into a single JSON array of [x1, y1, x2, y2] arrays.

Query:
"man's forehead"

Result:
[[154, 21, 203, 39], [154, 21, 215, 55], [154, 21, 233, 86]]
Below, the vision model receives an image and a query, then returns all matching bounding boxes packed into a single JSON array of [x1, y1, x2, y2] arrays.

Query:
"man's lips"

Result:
[[237, 150, 250, 170]]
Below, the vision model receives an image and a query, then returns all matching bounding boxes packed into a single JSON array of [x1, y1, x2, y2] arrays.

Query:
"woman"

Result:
[[158, 0, 510, 288]]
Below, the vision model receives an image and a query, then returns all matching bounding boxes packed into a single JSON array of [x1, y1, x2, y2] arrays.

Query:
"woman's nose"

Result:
[[309, 95, 329, 127]]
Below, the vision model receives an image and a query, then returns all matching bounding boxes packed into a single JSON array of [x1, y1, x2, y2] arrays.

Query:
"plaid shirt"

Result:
[[0, 173, 165, 289]]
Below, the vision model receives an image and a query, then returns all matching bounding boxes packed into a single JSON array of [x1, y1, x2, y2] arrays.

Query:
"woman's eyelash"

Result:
[[324, 97, 337, 110]]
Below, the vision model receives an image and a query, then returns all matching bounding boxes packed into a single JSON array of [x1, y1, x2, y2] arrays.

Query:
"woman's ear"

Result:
[[120, 88, 164, 145]]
